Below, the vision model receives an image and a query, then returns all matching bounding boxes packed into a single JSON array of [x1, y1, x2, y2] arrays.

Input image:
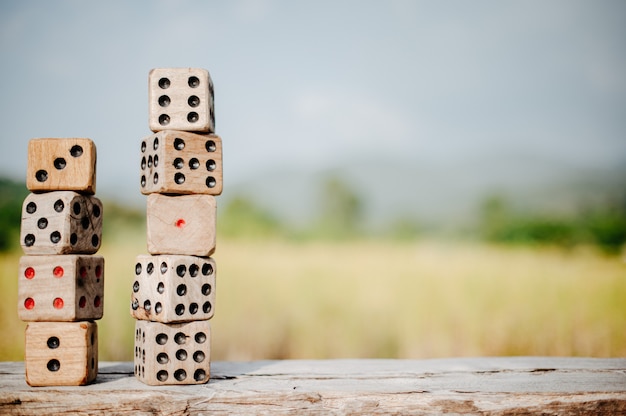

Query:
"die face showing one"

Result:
[[18, 255, 104, 322], [26, 138, 97, 194], [131, 255, 216, 323], [139, 131, 223, 195], [149, 68, 215, 133], [147, 194, 216, 257], [134, 320, 210, 385], [20, 191, 103, 255], [25, 321, 98, 386]]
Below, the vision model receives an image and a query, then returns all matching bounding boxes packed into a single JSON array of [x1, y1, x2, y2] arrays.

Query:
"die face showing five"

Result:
[[26, 138, 97, 194], [18, 255, 104, 322], [139, 131, 223, 196], [25, 321, 98, 386], [147, 194, 216, 257], [131, 255, 216, 323], [134, 320, 210, 385], [20, 191, 103, 255], [149, 68, 215, 133]]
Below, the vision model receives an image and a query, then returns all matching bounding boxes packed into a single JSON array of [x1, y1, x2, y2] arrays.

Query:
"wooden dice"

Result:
[[25, 321, 98, 386], [20, 191, 102, 255], [18, 255, 104, 322], [131, 255, 215, 323], [27, 138, 97, 194], [20, 137, 104, 386], [139, 131, 222, 195], [146, 194, 216, 256], [134, 320, 210, 385], [149, 68, 215, 133], [136, 68, 218, 386]]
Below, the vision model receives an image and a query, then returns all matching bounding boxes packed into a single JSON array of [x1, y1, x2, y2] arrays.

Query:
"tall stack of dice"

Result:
[[18, 138, 104, 386], [132, 68, 222, 385]]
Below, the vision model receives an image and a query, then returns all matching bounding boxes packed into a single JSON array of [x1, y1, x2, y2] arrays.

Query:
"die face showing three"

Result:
[[139, 130, 223, 195], [147, 194, 216, 257], [25, 321, 98, 386], [18, 255, 104, 322], [26, 138, 97, 194], [131, 255, 216, 323], [20, 191, 102, 255], [149, 68, 215, 133], [134, 320, 211, 385]]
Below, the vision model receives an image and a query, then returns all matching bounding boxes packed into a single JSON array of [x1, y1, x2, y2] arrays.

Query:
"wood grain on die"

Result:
[[134, 320, 211, 385], [149, 68, 215, 133], [25, 321, 98, 386], [131, 255, 216, 323], [27, 138, 97, 194], [139, 131, 223, 195], [147, 194, 216, 256], [20, 191, 103, 255], [18, 255, 104, 322]]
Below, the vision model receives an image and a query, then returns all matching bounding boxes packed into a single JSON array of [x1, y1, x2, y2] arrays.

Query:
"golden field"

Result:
[[1, 231, 625, 361]]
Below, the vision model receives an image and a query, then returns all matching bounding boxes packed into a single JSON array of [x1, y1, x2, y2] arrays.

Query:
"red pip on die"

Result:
[[18, 255, 104, 322]]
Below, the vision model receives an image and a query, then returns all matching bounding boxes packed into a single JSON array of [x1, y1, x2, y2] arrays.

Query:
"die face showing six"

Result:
[[134, 320, 210, 385], [131, 255, 216, 323], [26, 138, 97, 194], [20, 191, 102, 255], [149, 68, 215, 133], [139, 131, 223, 196], [25, 321, 98, 386], [18, 255, 104, 322], [147, 194, 216, 257]]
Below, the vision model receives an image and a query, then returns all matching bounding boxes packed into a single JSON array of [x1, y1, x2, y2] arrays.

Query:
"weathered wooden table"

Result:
[[1, 358, 625, 414]]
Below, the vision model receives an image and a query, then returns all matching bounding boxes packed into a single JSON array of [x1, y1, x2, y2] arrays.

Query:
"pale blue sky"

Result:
[[0, 0, 625, 207]]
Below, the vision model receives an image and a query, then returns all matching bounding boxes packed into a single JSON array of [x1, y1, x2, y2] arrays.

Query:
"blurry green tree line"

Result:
[[1, 176, 624, 253], [478, 194, 626, 253], [0, 178, 29, 251]]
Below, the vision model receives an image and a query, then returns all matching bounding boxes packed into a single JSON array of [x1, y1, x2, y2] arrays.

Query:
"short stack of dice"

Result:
[[131, 68, 222, 385], [18, 138, 103, 386]]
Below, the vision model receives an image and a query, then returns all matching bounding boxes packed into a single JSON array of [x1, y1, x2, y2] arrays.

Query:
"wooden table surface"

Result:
[[1, 358, 625, 415]]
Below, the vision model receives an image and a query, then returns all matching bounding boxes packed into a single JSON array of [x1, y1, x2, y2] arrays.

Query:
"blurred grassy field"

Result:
[[1, 230, 625, 361]]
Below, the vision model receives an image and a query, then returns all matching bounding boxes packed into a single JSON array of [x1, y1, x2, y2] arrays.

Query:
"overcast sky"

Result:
[[0, 0, 624, 205]]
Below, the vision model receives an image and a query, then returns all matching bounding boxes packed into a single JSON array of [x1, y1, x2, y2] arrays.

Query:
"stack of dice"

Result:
[[131, 68, 222, 385], [18, 138, 104, 386]]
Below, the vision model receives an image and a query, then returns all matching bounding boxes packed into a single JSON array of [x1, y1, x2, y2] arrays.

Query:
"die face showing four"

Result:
[[139, 131, 223, 196], [25, 321, 98, 386], [131, 255, 216, 323], [134, 320, 210, 385], [149, 68, 215, 133], [26, 138, 97, 194], [18, 255, 104, 322], [20, 191, 102, 255], [147, 194, 216, 257]]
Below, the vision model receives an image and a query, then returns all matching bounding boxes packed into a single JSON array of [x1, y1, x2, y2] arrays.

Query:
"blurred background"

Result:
[[0, 0, 625, 361]]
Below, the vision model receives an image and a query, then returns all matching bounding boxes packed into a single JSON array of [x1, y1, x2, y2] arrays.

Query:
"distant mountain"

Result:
[[223, 152, 626, 230]]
